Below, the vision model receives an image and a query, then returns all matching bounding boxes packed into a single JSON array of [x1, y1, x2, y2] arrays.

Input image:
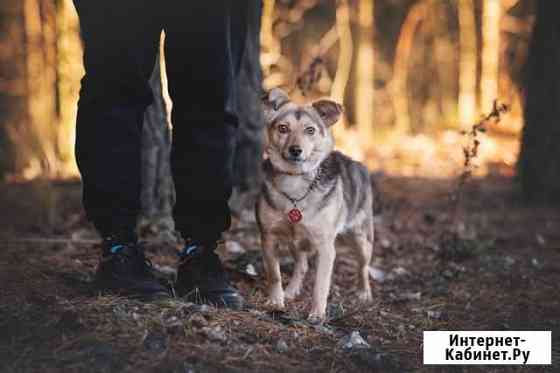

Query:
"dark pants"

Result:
[[74, 1, 248, 243]]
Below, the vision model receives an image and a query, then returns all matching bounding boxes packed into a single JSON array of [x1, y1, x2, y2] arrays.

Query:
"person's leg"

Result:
[[74, 0, 169, 297], [74, 0, 162, 240], [164, 2, 248, 244], [163, 2, 250, 308]]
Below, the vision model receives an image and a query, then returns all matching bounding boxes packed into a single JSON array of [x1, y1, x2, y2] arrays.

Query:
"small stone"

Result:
[[427, 310, 442, 320], [393, 267, 409, 277], [380, 239, 391, 249], [504, 256, 515, 268], [245, 264, 257, 277], [531, 258, 543, 269], [112, 304, 129, 319], [275, 339, 289, 353], [201, 326, 227, 342], [339, 331, 370, 350]]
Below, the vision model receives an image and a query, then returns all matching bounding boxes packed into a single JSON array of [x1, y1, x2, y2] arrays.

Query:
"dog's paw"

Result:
[[264, 298, 286, 310], [357, 290, 373, 303]]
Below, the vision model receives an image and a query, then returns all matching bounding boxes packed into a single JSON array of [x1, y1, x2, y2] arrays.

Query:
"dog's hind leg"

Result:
[[262, 234, 285, 309], [285, 248, 308, 300], [350, 230, 373, 303]]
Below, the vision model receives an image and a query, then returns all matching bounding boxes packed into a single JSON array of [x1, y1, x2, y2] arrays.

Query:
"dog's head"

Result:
[[262, 88, 343, 174]]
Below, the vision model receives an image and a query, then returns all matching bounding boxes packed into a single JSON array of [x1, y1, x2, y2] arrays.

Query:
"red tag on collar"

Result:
[[288, 208, 303, 223]]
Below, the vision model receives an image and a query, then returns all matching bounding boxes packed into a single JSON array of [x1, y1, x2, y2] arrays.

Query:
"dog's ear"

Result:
[[262, 88, 290, 122], [312, 99, 343, 127]]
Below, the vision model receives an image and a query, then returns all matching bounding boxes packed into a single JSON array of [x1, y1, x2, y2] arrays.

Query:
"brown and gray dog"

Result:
[[256, 88, 374, 322]]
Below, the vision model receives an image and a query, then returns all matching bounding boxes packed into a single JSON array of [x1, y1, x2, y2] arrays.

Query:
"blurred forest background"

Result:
[[0, 0, 558, 200]]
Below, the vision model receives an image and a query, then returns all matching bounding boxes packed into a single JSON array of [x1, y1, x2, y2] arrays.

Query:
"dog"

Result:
[[256, 88, 374, 322]]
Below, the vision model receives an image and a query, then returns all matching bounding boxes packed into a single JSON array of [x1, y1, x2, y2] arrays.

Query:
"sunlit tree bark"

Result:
[[331, 0, 352, 107], [23, 0, 58, 177], [0, 0, 27, 176], [457, 0, 477, 128], [55, 0, 82, 176], [354, 0, 375, 147], [480, 0, 501, 112], [517, 1, 560, 203]]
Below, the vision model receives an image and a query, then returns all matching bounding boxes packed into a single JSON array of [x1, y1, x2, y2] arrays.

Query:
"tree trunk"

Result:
[[23, 0, 59, 176], [517, 1, 560, 203], [329, 0, 353, 150], [55, 0, 82, 176], [480, 0, 501, 112], [0, 0, 27, 177], [354, 0, 375, 148], [457, 0, 477, 128], [391, 0, 428, 134]]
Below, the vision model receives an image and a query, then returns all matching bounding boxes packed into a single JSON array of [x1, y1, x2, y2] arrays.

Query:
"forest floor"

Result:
[[0, 175, 559, 372]]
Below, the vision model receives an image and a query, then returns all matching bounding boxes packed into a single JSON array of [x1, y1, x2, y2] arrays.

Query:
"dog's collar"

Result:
[[272, 166, 324, 207], [274, 169, 306, 176]]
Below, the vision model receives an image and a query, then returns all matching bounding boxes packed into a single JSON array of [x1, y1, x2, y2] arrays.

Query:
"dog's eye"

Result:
[[277, 124, 290, 134], [305, 127, 316, 135]]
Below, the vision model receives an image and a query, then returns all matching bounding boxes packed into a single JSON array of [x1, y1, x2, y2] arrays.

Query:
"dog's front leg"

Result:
[[262, 234, 285, 309], [308, 239, 336, 322]]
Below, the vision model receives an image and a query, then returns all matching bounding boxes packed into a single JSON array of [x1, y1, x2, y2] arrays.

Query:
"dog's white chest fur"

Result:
[[260, 176, 345, 251]]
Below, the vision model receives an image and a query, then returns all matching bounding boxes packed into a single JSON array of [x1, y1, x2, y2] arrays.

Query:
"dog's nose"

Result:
[[289, 145, 303, 157]]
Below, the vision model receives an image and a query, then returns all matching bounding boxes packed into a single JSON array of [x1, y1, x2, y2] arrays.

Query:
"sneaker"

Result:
[[175, 240, 244, 309], [94, 238, 171, 300]]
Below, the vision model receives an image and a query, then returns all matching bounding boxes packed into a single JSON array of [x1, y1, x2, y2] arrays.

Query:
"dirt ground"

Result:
[[0, 175, 558, 372]]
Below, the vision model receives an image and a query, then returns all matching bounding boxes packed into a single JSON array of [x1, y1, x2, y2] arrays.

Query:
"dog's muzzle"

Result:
[[286, 145, 304, 162]]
